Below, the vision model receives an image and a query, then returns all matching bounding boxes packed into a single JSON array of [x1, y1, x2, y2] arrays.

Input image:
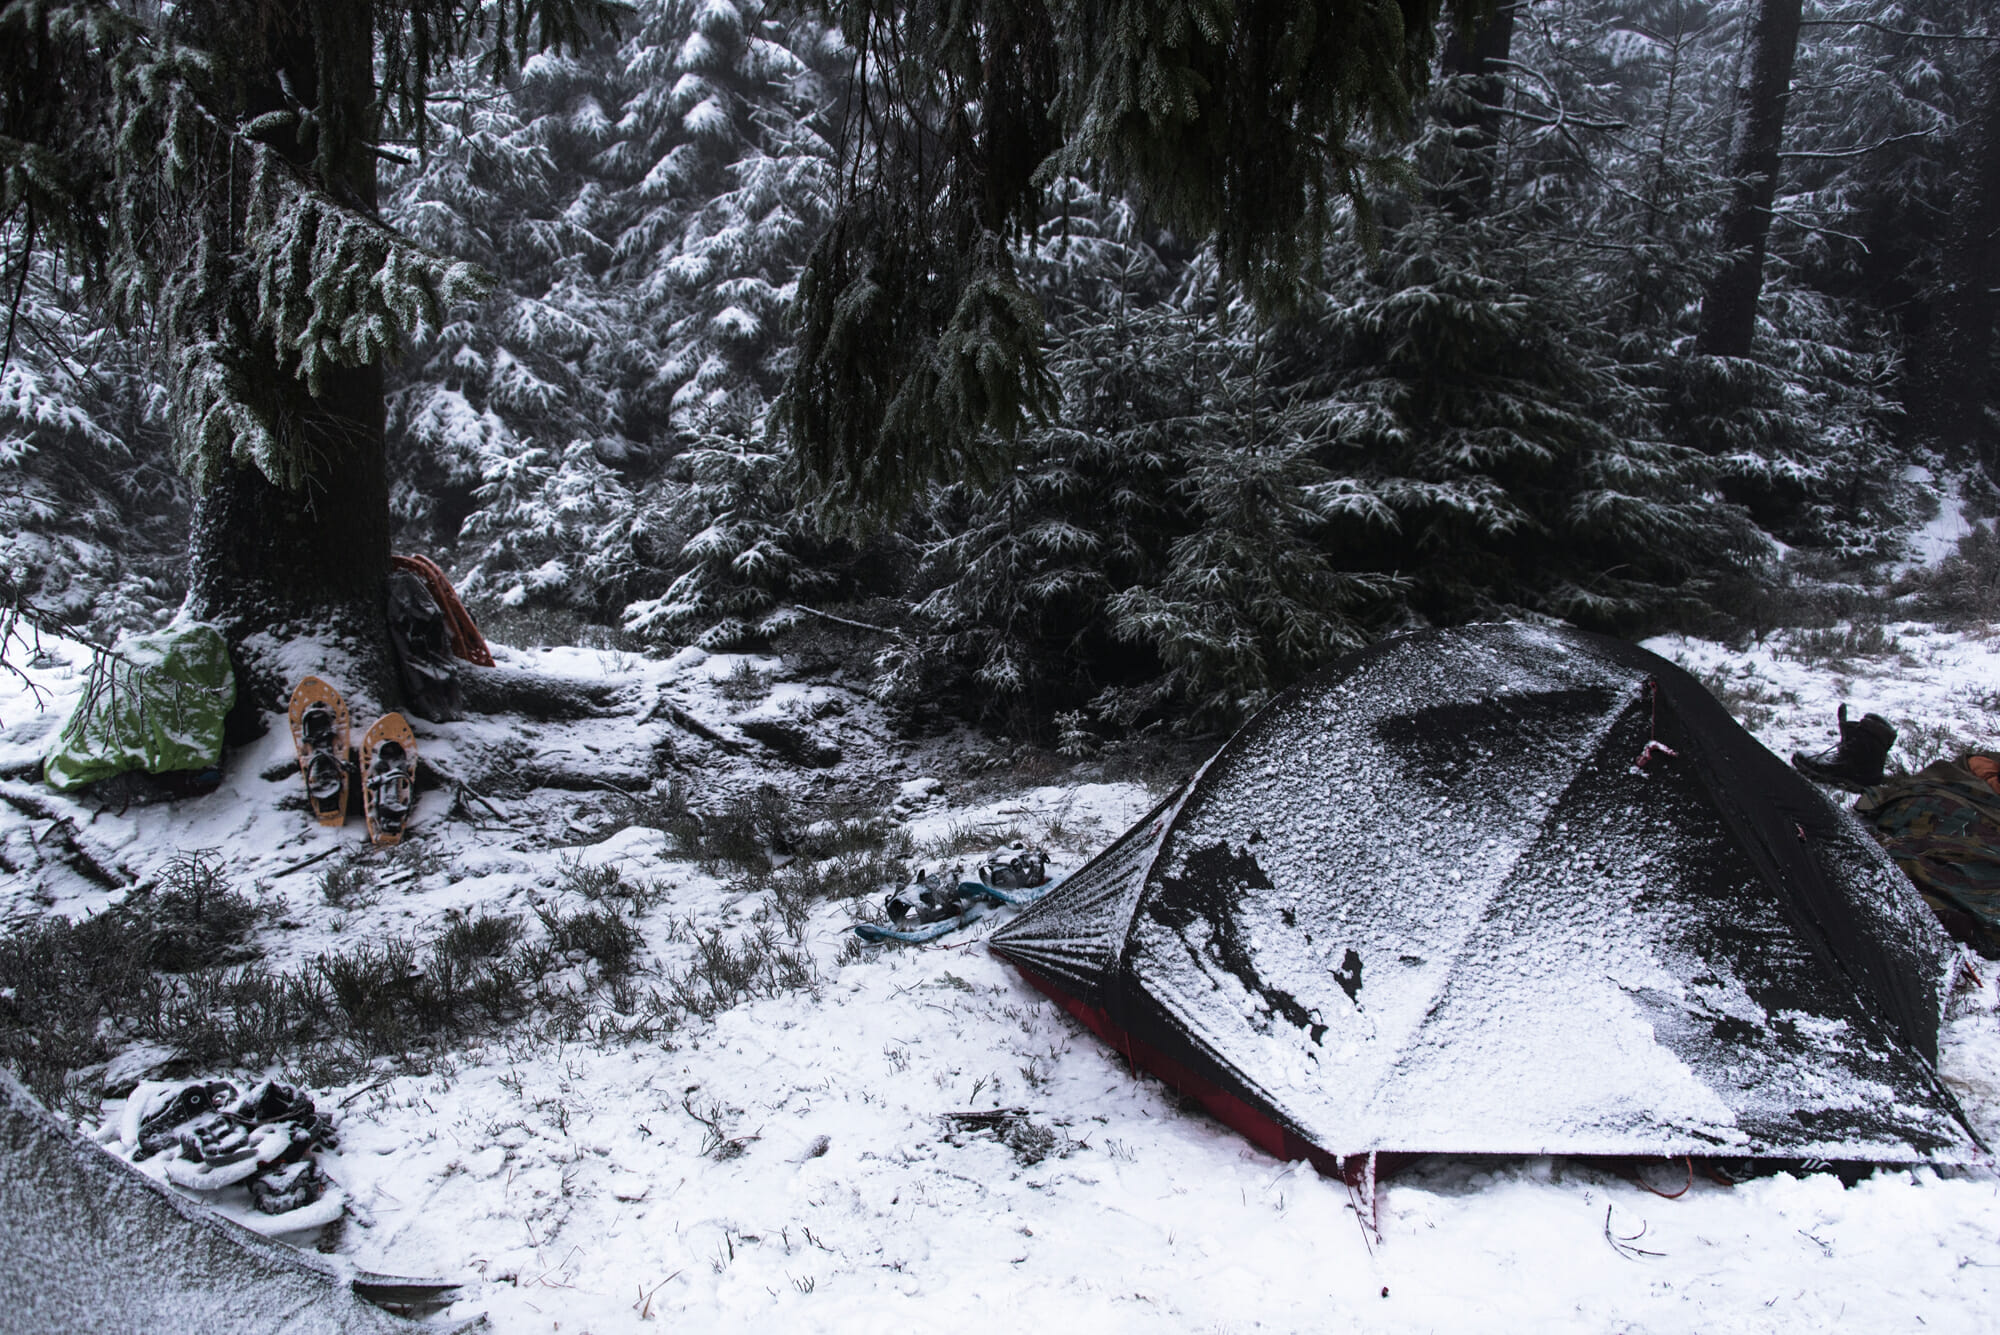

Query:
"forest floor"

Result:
[[2, 614, 1998, 1333]]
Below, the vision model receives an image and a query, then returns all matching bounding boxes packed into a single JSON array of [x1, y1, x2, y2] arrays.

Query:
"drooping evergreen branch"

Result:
[[1796, 19, 1998, 44], [779, 0, 1497, 529]]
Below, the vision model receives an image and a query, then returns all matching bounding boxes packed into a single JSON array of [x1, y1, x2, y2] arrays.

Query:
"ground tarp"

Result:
[[42, 623, 234, 792], [991, 623, 1981, 1168]]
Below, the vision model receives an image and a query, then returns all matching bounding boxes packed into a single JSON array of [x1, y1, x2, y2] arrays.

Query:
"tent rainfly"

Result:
[[991, 624, 1983, 1172]]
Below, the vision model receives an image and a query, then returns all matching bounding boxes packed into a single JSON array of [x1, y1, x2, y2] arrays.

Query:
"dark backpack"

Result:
[[386, 569, 462, 721]]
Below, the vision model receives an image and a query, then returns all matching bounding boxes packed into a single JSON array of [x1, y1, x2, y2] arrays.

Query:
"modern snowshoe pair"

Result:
[[884, 844, 1053, 926], [287, 676, 417, 845]]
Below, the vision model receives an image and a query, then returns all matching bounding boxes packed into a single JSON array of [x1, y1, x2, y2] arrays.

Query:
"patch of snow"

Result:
[[4, 621, 1999, 1331]]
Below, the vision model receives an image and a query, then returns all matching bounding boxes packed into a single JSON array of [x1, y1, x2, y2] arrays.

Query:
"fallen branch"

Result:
[[788, 604, 906, 639], [940, 1107, 1030, 1129], [270, 847, 340, 879], [0, 781, 135, 886], [417, 754, 511, 823], [664, 704, 744, 754], [459, 664, 629, 721]]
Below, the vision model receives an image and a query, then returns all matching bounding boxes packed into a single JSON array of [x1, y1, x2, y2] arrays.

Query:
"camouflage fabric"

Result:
[[1855, 756, 2000, 958]]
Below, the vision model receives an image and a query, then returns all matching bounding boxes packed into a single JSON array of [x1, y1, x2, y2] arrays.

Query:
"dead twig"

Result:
[[1604, 1204, 1665, 1260], [634, 1272, 680, 1319], [339, 1077, 393, 1108], [0, 782, 135, 886], [271, 847, 340, 879], [786, 603, 906, 640]]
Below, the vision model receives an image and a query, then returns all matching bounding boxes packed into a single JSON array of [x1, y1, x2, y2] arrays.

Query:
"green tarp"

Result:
[[43, 624, 235, 791]]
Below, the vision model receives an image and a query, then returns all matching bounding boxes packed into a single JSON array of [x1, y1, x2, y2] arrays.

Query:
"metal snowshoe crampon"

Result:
[[360, 713, 418, 846], [287, 677, 351, 827], [134, 1077, 344, 1226], [1791, 703, 1897, 793]]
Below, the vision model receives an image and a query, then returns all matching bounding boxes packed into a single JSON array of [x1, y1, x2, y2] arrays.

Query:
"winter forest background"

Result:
[[4, 0, 1997, 742]]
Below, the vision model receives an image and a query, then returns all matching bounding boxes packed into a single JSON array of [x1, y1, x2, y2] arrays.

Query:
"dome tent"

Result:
[[991, 624, 1982, 1171]]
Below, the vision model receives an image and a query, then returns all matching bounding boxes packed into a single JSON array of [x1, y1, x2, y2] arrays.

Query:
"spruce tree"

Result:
[[0, 237, 183, 634], [1, 0, 618, 704]]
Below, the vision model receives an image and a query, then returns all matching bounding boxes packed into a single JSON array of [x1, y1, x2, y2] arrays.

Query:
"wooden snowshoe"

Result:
[[286, 677, 350, 827], [360, 713, 417, 846]]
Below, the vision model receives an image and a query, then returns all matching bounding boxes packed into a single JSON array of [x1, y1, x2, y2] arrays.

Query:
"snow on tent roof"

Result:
[[991, 623, 1982, 1166], [1, 1072, 426, 1333]]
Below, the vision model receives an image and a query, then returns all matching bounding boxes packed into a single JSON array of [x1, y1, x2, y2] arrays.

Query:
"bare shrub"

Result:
[[318, 864, 378, 909]]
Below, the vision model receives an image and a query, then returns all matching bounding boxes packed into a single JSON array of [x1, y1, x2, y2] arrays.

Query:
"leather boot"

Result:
[[1791, 704, 1896, 793]]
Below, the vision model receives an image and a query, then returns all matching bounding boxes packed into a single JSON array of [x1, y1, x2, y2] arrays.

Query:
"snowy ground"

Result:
[[3, 618, 1999, 1333]]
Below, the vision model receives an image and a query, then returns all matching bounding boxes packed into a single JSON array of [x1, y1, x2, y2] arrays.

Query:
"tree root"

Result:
[[460, 664, 631, 720], [0, 782, 137, 887]]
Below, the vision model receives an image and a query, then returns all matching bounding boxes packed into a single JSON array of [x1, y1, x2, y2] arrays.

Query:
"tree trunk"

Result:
[[1904, 42, 2000, 475], [1434, 0, 1518, 219], [185, 362, 395, 717], [1695, 0, 1804, 358], [181, 1, 398, 721]]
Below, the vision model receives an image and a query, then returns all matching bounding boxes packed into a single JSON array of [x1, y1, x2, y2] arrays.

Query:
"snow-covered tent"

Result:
[[0, 1072, 432, 1333], [991, 624, 1982, 1169]]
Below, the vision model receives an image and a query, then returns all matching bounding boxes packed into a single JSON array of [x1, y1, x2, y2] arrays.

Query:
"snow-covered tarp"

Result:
[[994, 622, 1981, 1164], [42, 623, 234, 791]]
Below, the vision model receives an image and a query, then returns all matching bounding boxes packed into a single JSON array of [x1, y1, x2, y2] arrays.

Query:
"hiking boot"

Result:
[[1792, 704, 1896, 793]]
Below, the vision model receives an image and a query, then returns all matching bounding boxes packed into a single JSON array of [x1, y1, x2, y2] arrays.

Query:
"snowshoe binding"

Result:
[[287, 677, 351, 827], [360, 713, 418, 846], [886, 863, 971, 927], [133, 1080, 237, 1160], [976, 842, 1048, 891]]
